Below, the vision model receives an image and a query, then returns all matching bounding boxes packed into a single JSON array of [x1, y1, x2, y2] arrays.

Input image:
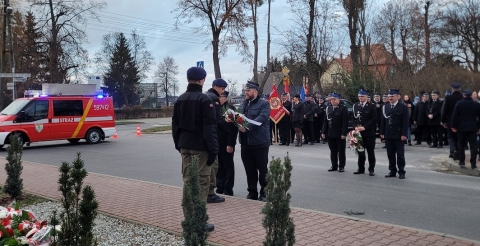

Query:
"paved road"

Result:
[[1, 118, 479, 241]]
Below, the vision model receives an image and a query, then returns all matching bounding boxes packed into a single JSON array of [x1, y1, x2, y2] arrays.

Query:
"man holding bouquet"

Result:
[[352, 89, 377, 176]]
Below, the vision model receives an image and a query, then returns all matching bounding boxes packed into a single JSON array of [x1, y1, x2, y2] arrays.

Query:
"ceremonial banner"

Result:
[[300, 85, 306, 102], [268, 85, 288, 124], [283, 76, 290, 93]]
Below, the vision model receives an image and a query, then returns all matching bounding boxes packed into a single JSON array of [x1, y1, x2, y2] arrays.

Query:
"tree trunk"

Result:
[[48, 0, 59, 83], [424, 1, 431, 66], [252, 1, 259, 82], [212, 32, 221, 79], [259, 0, 272, 94], [306, 0, 315, 89]]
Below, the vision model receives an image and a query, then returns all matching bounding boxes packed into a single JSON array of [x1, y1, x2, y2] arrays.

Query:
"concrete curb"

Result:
[[442, 156, 480, 177]]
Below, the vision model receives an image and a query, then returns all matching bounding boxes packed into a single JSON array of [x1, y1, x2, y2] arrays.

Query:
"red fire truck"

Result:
[[0, 84, 115, 148]]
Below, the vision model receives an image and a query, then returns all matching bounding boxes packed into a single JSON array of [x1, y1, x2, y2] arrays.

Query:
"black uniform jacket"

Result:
[[441, 91, 464, 127], [426, 99, 443, 126], [322, 104, 349, 138], [451, 97, 480, 132], [172, 83, 218, 154], [413, 101, 429, 126], [304, 101, 317, 122], [291, 102, 305, 123], [352, 102, 377, 137], [380, 102, 409, 140]]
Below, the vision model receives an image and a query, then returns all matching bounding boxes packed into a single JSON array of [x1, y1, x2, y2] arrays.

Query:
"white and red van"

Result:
[[0, 84, 115, 148]]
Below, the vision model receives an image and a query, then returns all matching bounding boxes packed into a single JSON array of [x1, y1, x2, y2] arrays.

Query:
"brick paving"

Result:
[[1, 159, 479, 246]]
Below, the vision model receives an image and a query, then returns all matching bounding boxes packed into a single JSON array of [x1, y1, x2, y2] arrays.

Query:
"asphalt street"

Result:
[[1, 118, 479, 242]]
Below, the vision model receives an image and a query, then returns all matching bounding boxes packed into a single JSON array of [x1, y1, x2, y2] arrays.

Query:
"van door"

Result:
[[14, 99, 51, 142], [51, 99, 84, 139]]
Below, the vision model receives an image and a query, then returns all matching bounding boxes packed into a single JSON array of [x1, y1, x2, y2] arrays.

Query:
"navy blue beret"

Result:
[[187, 67, 207, 80], [213, 78, 228, 87]]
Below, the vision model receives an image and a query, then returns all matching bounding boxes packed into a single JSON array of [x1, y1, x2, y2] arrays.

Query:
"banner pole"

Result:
[[274, 123, 278, 145]]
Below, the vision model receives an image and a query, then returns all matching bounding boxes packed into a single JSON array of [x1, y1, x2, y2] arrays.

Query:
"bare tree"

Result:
[[259, 0, 273, 94], [227, 79, 239, 96], [342, 0, 366, 79], [154, 56, 179, 106], [29, 0, 106, 83], [174, 0, 251, 79]]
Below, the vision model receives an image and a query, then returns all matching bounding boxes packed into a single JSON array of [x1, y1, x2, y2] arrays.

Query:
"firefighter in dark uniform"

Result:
[[413, 93, 432, 145], [352, 89, 377, 176], [451, 89, 480, 169], [441, 82, 464, 159], [314, 97, 326, 143], [381, 89, 409, 179], [172, 66, 217, 232], [372, 92, 384, 135], [427, 90, 444, 148], [279, 92, 292, 146], [216, 91, 238, 196], [381, 94, 389, 148], [322, 93, 348, 172], [303, 94, 317, 145], [205, 78, 229, 203]]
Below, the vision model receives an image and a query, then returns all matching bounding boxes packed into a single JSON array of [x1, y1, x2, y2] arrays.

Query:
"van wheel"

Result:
[[85, 129, 101, 144], [13, 133, 24, 146], [67, 139, 80, 144]]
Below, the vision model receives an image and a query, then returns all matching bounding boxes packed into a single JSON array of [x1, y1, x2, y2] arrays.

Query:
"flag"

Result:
[[300, 85, 306, 102], [268, 85, 288, 123], [304, 84, 310, 95], [283, 76, 290, 93]]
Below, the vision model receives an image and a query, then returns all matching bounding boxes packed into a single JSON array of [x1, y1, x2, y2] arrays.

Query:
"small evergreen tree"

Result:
[[181, 156, 208, 246], [54, 152, 98, 246], [4, 134, 24, 201], [262, 154, 295, 246]]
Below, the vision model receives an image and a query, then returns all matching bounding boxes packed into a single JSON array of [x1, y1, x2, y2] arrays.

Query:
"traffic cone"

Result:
[[136, 124, 142, 136], [112, 128, 118, 139]]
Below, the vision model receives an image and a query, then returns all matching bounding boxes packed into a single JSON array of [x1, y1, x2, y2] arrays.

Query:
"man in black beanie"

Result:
[[172, 66, 218, 232]]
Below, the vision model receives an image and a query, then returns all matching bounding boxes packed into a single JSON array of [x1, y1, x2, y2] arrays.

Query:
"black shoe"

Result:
[[449, 153, 453, 158], [459, 162, 465, 168], [472, 165, 477, 169], [246, 194, 258, 200], [382, 146, 387, 149], [207, 194, 225, 203], [279, 142, 286, 146], [310, 142, 314, 145], [205, 223, 214, 232], [385, 172, 396, 178], [429, 145, 438, 148], [303, 141, 309, 144], [286, 143, 289, 146], [415, 143, 421, 145], [408, 143, 412, 146], [338, 167, 345, 172], [399, 174, 405, 179], [328, 167, 338, 172], [369, 171, 375, 176], [258, 196, 266, 202], [315, 140, 320, 143], [353, 170, 365, 174], [453, 152, 459, 160]]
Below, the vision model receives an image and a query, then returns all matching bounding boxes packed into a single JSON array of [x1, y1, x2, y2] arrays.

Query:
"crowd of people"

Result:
[[172, 66, 480, 231]]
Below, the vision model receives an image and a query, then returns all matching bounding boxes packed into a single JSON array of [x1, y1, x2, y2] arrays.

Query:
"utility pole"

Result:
[[1, 0, 9, 110], [165, 71, 168, 106]]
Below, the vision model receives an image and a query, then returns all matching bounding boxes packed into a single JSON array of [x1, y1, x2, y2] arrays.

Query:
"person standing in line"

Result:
[[441, 82, 464, 160], [451, 89, 480, 169], [402, 94, 414, 146], [414, 93, 432, 146], [303, 94, 317, 145], [314, 97, 326, 143], [373, 92, 384, 138], [381, 94, 390, 148], [352, 89, 377, 176], [322, 93, 348, 172], [172, 67, 218, 232], [381, 89, 409, 179], [279, 92, 292, 146], [216, 91, 238, 196], [238, 81, 271, 202], [205, 78, 228, 203], [427, 90, 444, 148], [291, 94, 305, 147]]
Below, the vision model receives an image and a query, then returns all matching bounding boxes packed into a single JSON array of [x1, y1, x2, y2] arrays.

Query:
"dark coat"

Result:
[[413, 101, 429, 126], [380, 102, 409, 139], [315, 101, 327, 120], [205, 88, 228, 133], [373, 100, 384, 125], [322, 104, 348, 138], [451, 97, 480, 132], [280, 100, 292, 123], [441, 91, 464, 127], [303, 100, 317, 122], [352, 102, 377, 137], [291, 101, 305, 123], [172, 84, 218, 154], [239, 96, 271, 146], [426, 99, 443, 126]]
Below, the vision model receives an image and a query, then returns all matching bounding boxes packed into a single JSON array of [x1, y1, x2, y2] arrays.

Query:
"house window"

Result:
[[331, 74, 342, 84]]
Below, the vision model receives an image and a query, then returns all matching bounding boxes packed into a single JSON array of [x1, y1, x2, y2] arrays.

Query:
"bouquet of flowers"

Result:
[[347, 130, 365, 155], [223, 108, 250, 130]]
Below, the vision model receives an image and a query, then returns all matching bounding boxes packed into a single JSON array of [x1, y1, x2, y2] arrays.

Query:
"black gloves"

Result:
[[207, 153, 217, 166]]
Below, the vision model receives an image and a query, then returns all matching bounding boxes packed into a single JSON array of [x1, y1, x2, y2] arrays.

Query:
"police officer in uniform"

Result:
[[451, 89, 480, 169], [279, 92, 292, 146], [216, 91, 238, 196], [322, 93, 348, 172], [381, 89, 409, 179], [427, 90, 444, 148], [352, 89, 377, 176], [441, 82, 464, 159]]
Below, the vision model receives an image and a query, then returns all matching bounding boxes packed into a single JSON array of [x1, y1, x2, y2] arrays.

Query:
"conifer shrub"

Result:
[[4, 134, 24, 201], [262, 154, 295, 246], [181, 156, 208, 246]]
